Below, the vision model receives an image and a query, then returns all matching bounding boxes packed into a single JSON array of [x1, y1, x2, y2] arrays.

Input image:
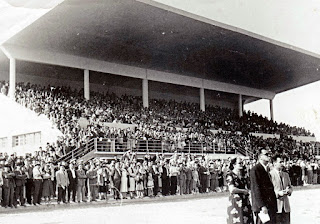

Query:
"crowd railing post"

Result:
[[201, 142, 203, 155], [161, 141, 164, 154], [146, 140, 149, 153], [94, 138, 97, 152]]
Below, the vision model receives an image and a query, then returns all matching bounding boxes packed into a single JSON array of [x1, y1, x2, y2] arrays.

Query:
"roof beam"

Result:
[[138, 0, 320, 60], [1, 44, 275, 99], [0, 45, 14, 59]]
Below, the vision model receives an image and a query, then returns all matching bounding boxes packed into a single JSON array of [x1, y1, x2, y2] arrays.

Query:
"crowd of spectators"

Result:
[[0, 80, 319, 209], [0, 150, 319, 209], [7, 81, 315, 157]]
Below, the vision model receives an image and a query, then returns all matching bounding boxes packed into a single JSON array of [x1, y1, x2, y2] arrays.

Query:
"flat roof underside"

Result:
[[2, 0, 320, 94]]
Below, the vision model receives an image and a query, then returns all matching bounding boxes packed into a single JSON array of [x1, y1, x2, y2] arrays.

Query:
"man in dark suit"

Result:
[[14, 163, 27, 206], [24, 159, 34, 205], [67, 163, 77, 203], [2, 165, 16, 208], [250, 149, 277, 224], [198, 160, 207, 193], [161, 160, 170, 196]]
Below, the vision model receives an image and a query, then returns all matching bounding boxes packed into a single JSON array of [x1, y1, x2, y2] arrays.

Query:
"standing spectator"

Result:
[[317, 160, 320, 184], [120, 163, 128, 199], [192, 163, 200, 194], [250, 149, 277, 224], [199, 160, 207, 193], [97, 162, 109, 201], [87, 164, 98, 202], [161, 160, 170, 196], [135, 163, 144, 198], [14, 163, 27, 206], [226, 157, 253, 224], [76, 164, 87, 203], [178, 162, 186, 195], [300, 160, 307, 185], [127, 162, 136, 199], [169, 161, 178, 195], [209, 162, 217, 192], [312, 161, 318, 184], [32, 162, 43, 205], [67, 163, 77, 203], [217, 165, 224, 192], [2, 165, 16, 208], [269, 155, 293, 224], [111, 161, 121, 200], [306, 161, 313, 184], [290, 161, 301, 186], [185, 162, 193, 194], [56, 163, 69, 204], [24, 159, 34, 205], [49, 162, 57, 198], [42, 164, 54, 204], [0, 163, 3, 205], [147, 172, 154, 196], [152, 161, 159, 196]]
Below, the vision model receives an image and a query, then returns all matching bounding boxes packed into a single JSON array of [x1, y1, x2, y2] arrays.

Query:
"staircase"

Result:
[[57, 138, 96, 163], [236, 146, 255, 159]]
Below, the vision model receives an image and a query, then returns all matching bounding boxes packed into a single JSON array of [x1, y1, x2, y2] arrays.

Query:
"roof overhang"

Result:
[[1, 0, 320, 100]]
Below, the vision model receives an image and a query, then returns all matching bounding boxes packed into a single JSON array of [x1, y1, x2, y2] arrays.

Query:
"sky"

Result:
[[0, 0, 320, 140]]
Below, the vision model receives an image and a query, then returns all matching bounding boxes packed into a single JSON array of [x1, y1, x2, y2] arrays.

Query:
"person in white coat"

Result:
[[270, 155, 293, 224]]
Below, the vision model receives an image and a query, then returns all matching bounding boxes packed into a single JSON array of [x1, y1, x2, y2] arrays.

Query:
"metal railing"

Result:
[[57, 138, 252, 163], [95, 138, 239, 155], [57, 138, 95, 162]]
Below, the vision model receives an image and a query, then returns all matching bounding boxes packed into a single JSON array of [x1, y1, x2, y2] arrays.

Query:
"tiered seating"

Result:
[[8, 81, 315, 160]]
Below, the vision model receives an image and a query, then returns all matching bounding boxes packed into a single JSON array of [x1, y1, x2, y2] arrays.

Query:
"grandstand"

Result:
[[1, 0, 320, 162]]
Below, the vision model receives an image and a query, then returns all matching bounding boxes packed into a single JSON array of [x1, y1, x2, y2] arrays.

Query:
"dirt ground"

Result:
[[0, 188, 319, 224]]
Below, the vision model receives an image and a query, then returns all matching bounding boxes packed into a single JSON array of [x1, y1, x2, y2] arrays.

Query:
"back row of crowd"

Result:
[[0, 150, 319, 208]]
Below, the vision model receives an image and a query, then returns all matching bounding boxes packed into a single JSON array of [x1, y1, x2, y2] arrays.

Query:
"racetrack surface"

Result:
[[0, 187, 319, 224]]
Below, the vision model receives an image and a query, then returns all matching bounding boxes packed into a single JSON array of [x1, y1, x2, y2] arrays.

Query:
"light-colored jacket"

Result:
[[56, 170, 69, 188], [269, 169, 293, 213], [0, 170, 3, 186]]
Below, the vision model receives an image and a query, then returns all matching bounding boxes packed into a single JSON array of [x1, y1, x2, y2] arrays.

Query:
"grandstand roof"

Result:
[[1, 0, 320, 102]]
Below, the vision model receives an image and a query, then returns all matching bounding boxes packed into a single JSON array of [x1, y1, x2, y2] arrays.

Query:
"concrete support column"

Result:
[[142, 79, 149, 108], [270, 99, 274, 121], [9, 58, 16, 99], [238, 94, 243, 117], [84, 69, 90, 100], [200, 88, 205, 111]]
